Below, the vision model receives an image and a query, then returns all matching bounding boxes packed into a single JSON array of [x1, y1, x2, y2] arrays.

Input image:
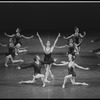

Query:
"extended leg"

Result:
[[70, 77, 88, 86], [62, 75, 72, 88]]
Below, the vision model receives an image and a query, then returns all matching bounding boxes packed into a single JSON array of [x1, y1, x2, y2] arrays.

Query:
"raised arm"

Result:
[[74, 63, 89, 70], [21, 35, 34, 39], [55, 44, 68, 49], [0, 43, 7, 47], [51, 33, 61, 52], [37, 32, 45, 51], [80, 31, 86, 38], [63, 34, 74, 39], [4, 32, 15, 38]]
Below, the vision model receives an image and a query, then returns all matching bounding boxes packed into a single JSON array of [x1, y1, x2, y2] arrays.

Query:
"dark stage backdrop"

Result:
[[0, 3, 100, 37]]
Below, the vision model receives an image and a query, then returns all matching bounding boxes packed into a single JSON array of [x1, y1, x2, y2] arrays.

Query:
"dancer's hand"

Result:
[[58, 33, 61, 37], [16, 66, 21, 70], [4, 32, 6, 35], [63, 36, 66, 39], [20, 59, 24, 63], [91, 40, 94, 43], [31, 35, 34, 38], [85, 67, 89, 70], [83, 31, 86, 35], [37, 32, 39, 36]]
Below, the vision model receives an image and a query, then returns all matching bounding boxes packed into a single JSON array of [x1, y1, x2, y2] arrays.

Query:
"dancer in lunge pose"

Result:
[[4, 28, 34, 55], [63, 27, 86, 54], [0, 39, 24, 67], [53, 55, 89, 88], [37, 32, 60, 82], [18, 55, 49, 87]]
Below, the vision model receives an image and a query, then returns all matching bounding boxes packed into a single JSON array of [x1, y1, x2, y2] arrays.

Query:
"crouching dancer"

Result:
[[53, 55, 89, 88], [18, 55, 50, 87]]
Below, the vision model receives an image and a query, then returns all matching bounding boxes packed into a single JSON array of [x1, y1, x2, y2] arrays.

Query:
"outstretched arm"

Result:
[[21, 35, 34, 39], [63, 34, 74, 39], [74, 63, 89, 70], [0, 43, 7, 47], [4, 32, 15, 37], [37, 32, 45, 51], [53, 61, 68, 66], [55, 44, 68, 49], [51, 33, 61, 52]]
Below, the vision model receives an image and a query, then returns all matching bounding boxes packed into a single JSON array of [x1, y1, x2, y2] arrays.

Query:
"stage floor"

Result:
[[0, 52, 100, 99]]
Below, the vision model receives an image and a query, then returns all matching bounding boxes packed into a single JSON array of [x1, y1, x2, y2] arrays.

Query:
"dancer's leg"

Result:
[[10, 56, 24, 63], [49, 64, 54, 79], [70, 77, 88, 86], [62, 75, 72, 88], [44, 64, 50, 83], [5, 55, 10, 67], [19, 75, 36, 84], [18, 49, 27, 53]]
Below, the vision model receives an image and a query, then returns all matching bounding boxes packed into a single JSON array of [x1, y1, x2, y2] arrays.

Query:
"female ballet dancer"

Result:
[[37, 32, 61, 82], [0, 39, 24, 67], [18, 55, 48, 87], [4, 28, 34, 55], [63, 27, 86, 54], [53, 55, 89, 88], [55, 39, 78, 60]]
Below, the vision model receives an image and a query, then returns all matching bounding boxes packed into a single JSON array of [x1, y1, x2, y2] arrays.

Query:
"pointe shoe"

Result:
[[62, 85, 65, 88], [51, 75, 54, 79], [20, 59, 24, 62], [19, 81, 23, 84], [42, 84, 46, 87], [16, 66, 21, 69], [44, 79, 50, 83], [82, 82, 88, 86], [5, 64, 8, 67]]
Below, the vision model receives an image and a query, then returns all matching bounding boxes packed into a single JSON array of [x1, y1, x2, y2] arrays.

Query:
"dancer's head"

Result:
[[69, 39, 73, 43], [74, 27, 79, 33], [9, 42, 14, 47], [69, 42, 74, 47], [16, 43, 21, 48], [46, 41, 50, 47], [34, 55, 40, 61]]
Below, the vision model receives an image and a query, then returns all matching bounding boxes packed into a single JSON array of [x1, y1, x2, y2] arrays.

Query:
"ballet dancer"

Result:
[[37, 32, 61, 82], [55, 39, 78, 60], [53, 55, 89, 88], [4, 28, 34, 55], [63, 27, 86, 54], [18, 55, 50, 87], [0, 39, 24, 67]]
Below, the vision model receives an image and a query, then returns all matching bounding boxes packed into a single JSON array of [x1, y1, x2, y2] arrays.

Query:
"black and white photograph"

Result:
[[0, 1, 100, 99]]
